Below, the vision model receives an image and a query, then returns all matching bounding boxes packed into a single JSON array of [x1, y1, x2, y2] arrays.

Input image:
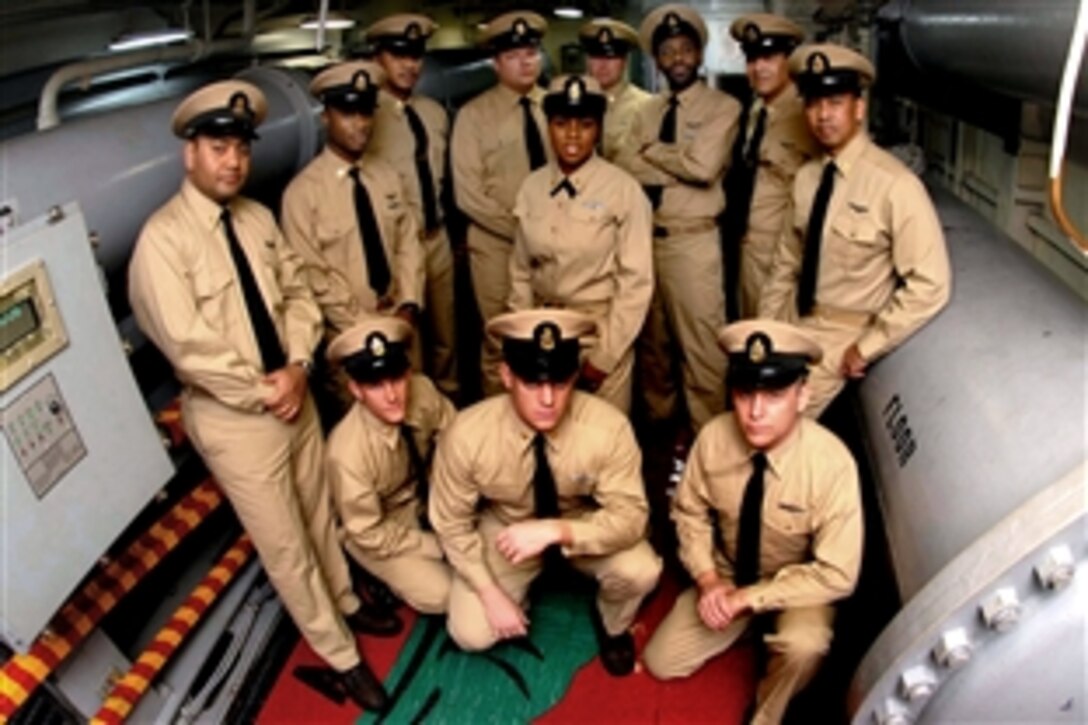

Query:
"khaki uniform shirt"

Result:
[[746, 84, 820, 250], [281, 147, 424, 337], [366, 89, 449, 229], [326, 374, 456, 558], [451, 84, 551, 241], [509, 156, 654, 374], [614, 81, 741, 224], [129, 180, 321, 413], [430, 392, 649, 591], [673, 414, 862, 613], [760, 132, 952, 360], [601, 80, 653, 162]]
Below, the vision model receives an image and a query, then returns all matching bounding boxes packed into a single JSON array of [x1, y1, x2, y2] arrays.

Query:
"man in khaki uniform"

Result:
[[509, 75, 653, 413], [451, 11, 552, 395], [325, 315, 456, 615], [128, 81, 394, 711], [643, 319, 862, 725], [578, 18, 652, 162], [430, 309, 662, 676], [722, 14, 819, 320], [759, 44, 952, 417], [365, 14, 459, 400], [281, 60, 425, 415], [615, 4, 742, 433]]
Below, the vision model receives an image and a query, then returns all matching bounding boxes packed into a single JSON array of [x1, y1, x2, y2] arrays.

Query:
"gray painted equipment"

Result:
[[884, 0, 1088, 114], [849, 188, 1087, 723]]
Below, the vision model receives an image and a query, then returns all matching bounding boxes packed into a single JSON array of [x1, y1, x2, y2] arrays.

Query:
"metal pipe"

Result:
[[6, 66, 322, 280], [1048, 0, 1088, 252], [36, 39, 248, 131], [886, 0, 1088, 114]]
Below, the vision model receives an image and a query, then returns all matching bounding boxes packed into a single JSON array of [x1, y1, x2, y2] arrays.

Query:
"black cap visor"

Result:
[[342, 344, 411, 384], [185, 109, 259, 140], [797, 69, 863, 99], [727, 353, 809, 391], [503, 338, 581, 383]]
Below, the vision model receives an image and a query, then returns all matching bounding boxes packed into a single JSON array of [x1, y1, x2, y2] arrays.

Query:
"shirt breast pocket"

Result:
[[189, 260, 237, 334], [762, 503, 812, 568], [828, 212, 888, 275]]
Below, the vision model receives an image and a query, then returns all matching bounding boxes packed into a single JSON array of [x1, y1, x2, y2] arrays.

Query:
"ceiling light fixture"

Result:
[[299, 12, 356, 30], [108, 28, 194, 52], [554, 7, 584, 19]]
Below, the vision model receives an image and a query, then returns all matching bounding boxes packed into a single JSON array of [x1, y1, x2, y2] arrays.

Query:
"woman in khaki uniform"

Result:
[[128, 81, 393, 712], [325, 316, 456, 615], [643, 320, 863, 725], [508, 74, 654, 413], [430, 309, 662, 677]]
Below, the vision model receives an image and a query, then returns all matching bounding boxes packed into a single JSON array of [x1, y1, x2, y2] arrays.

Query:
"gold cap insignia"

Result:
[[567, 78, 583, 103], [599, 27, 613, 43], [746, 332, 771, 364], [537, 323, 557, 351], [743, 23, 761, 44], [352, 69, 371, 92], [665, 12, 680, 30], [405, 22, 421, 40], [229, 91, 252, 118], [513, 18, 529, 36], [808, 51, 829, 75], [367, 332, 387, 357]]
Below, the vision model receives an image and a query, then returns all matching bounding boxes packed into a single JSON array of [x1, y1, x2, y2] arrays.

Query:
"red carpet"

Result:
[[257, 577, 756, 724]]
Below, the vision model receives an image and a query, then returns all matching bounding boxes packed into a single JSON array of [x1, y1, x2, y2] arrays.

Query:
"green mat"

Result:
[[361, 586, 598, 724]]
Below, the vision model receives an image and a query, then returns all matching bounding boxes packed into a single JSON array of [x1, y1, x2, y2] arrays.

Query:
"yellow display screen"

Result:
[[0, 297, 41, 354]]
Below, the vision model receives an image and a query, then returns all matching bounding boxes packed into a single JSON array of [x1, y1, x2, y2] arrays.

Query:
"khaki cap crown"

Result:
[[171, 80, 267, 139], [789, 43, 876, 95], [729, 13, 805, 44], [309, 60, 386, 100], [478, 10, 547, 50], [639, 4, 708, 54], [579, 18, 639, 56]]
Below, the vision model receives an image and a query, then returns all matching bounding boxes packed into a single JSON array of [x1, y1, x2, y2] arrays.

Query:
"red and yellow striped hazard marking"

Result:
[[0, 480, 223, 723], [91, 535, 253, 725]]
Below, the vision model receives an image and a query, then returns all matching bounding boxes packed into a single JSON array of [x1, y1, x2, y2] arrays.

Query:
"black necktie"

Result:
[[645, 95, 679, 210], [797, 161, 837, 317], [721, 104, 767, 321], [403, 104, 439, 234], [550, 178, 577, 198], [520, 96, 547, 171], [220, 208, 285, 373], [745, 107, 767, 167], [348, 167, 392, 298], [734, 452, 768, 587], [401, 423, 431, 530], [532, 433, 560, 518]]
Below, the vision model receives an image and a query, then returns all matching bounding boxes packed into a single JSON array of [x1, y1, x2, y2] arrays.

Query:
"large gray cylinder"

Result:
[[849, 187, 1086, 723], [0, 66, 322, 280], [885, 0, 1088, 113]]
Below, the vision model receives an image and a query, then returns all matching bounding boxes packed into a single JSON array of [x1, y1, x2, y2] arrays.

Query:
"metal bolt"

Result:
[[47, 205, 65, 224], [1035, 545, 1075, 590], [980, 586, 1021, 631], [898, 665, 938, 703], [933, 627, 972, 669], [88, 231, 101, 250], [873, 697, 912, 725]]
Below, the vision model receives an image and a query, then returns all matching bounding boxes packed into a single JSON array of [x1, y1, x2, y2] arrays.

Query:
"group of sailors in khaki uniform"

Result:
[[127, 4, 951, 721]]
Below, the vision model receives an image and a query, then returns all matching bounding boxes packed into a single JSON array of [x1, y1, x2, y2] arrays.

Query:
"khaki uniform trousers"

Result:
[[447, 512, 662, 651], [797, 309, 871, 419], [643, 587, 834, 725], [183, 391, 360, 671], [637, 227, 728, 431], [422, 227, 459, 399], [591, 347, 634, 414], [467, 224, 511, 396], [740, 235, 778, 319], [343, 503, 452, 615]]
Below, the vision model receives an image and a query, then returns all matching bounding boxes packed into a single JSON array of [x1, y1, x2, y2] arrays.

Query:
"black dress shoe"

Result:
[[293, 665, 346, 705], [346, 603, 403, 637], [340, 662, 389, 712], [598, 629, 636, 677], [362, 575, 402, 614]]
